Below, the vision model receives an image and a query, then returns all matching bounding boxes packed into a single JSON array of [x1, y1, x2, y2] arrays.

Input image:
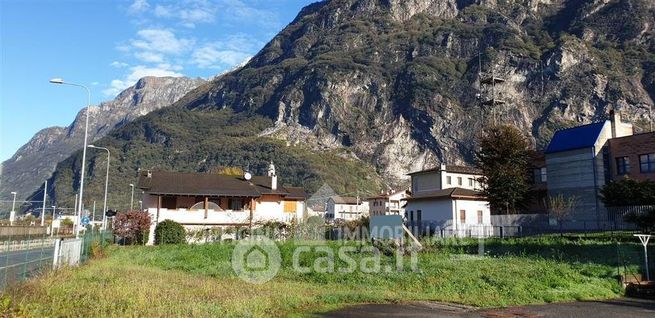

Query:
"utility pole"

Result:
[[41, 181, 47, 226], [51, 206, 56, 237], [650, 104, 653, 132], [10, 192, 17, 225]]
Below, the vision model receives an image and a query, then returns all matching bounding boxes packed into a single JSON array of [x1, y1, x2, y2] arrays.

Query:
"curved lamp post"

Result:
[[50, 78, 91, 237]]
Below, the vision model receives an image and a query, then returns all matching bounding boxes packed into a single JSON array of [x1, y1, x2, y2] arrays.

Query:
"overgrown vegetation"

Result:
[[5, 234, 648, 317]]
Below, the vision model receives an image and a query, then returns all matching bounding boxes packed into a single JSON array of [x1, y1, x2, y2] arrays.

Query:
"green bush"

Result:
[[154, 220, 186, 245]]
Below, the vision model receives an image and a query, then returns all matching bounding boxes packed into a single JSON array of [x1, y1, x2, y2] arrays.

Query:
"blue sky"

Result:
[[0, 0, 313, 161]]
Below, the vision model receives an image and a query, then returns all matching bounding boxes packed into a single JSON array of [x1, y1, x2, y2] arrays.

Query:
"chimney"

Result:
[[269, 161, 277, 190], [440, 163, 447, 171], [609, 108, 634, 138], [609, 109, 618, 138], [268, 161, 276, 177]]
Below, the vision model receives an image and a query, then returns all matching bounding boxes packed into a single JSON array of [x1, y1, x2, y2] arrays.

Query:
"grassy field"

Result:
[[3, 235, 644, 318]]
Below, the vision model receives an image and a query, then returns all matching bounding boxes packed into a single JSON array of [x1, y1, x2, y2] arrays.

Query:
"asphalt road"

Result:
[[0, 247, 54, 288], [323, 298, 655, 318]]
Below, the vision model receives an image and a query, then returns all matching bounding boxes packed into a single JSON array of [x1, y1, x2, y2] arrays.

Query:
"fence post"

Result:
[[22, 233, 31, 279], [52, 239, 61, 269]]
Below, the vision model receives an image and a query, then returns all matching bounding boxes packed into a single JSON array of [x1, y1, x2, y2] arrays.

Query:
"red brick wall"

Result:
[[608, 132, 655, 181]]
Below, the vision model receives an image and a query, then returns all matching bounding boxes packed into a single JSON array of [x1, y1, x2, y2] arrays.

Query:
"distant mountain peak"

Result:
[[1, 76, 205, 200]]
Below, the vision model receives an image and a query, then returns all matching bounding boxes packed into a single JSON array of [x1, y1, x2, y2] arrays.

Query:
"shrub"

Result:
[[600, 178, 655, 207], [113, 210, 151, 245], [154, 220, 186, 245], [624, 207, 655, 233]]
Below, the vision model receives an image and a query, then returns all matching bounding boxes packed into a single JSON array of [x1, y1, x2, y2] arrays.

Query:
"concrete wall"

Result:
[[546, 147, 607, 228], [454, 199, 491, 226], [412, 172, 441, 194], [0, 226, 48, 237], [441, 172, 482, 190], [406, 199, 453, 227], [405, 199, 491, 227], [412, 170, 482, 194]]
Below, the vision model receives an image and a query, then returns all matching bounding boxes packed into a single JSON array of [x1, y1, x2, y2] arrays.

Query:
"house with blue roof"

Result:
[[544, 110, 633, 229]]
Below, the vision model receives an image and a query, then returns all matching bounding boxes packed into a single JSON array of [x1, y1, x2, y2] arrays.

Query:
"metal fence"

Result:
[[0, 230, 112, 290]]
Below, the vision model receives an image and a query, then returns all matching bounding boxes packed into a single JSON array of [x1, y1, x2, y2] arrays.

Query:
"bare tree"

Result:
[[548, 194, 577, 237]]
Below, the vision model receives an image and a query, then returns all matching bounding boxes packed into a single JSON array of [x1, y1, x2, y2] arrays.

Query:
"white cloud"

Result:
[[131, 29, 193, 55], [128, 0, 150, 14], [191, 34, 262, 69], [153, 5, 172, 17], [141, 0, 217, 28], [192, 46, 250, 68], [110, 61, 129, 68], [103, 64, 184, 97], [219, 0, 279, 28], [134, 51, 165, 63]]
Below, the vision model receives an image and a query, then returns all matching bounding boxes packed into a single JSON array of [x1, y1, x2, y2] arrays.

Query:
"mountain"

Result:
[[38, 0, 655, 210], [1, 76, 205, 200]]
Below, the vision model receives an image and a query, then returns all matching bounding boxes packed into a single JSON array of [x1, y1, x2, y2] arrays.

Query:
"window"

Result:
[[616, 157, 631, 175], [446, 176, 452, 185], [533, 167, 548, 183], [284, 201, 297, 213], [459, 210, 466, 224], [409, 211, 414, 222], [477, 210, 483, 224], [229, 198, 243, 211], [640, 153, 655, 173], [468, 178, 474, 187], [457, 177, 463, 186], [417, 210, 422, 223]]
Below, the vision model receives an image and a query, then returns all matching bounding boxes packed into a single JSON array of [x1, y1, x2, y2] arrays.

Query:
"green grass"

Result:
[[3, 237, 631, 317]]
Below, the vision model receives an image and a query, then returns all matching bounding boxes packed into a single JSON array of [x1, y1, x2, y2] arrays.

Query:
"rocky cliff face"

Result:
[[37, 0, 655, 208], [1, 76, 205, 199], [181, 0, 655, 183]]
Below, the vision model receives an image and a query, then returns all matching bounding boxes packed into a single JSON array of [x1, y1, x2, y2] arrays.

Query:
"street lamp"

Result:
[[129, 184, 135, 210], [88, 145, 110, 230], [50, 78, 91, 238], [10, 191, 17, 225]]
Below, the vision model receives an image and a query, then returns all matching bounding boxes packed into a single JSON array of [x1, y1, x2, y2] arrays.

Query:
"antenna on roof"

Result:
[[244, 162, 252, 181]]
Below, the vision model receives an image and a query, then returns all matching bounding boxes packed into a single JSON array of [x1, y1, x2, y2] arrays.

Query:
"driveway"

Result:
[[322, 298, 655, 318]]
